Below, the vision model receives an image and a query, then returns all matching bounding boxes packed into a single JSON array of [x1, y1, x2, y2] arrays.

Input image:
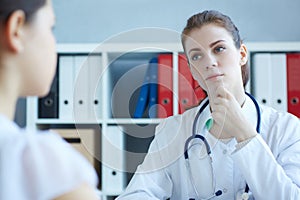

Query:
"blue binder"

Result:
[[133, 63, 151, 118], [133, 57, 158, 118], [148, 57, 158, 118]]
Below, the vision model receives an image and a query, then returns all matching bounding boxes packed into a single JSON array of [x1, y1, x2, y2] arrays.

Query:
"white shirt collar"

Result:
[[0, 114, 20, 135]]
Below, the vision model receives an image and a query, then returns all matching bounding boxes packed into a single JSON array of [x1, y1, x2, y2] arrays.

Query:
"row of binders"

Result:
[[133, 54, 206, 118], [38, 54, 103, 122], [39, 52, 300, 121], [252, 52, 300, 118], [39, 53, 206, 121]]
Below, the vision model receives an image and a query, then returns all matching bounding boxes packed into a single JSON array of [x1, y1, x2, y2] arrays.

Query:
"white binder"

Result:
[[59, 56, 74, 121], [271, 54, 287, 112], [73, 55, 89, 122], [88, 54, 103, 121], [102, 125, 126, 196], [252, 53, 287, 112], [252, 53, 272, 106]]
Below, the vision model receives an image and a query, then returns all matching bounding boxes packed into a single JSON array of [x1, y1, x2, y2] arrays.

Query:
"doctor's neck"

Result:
[[207, 87, 247, 108], [231, 89, 247, 107]]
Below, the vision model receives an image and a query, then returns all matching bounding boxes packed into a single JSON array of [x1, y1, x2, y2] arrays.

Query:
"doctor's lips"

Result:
[[205, 73, 224, 81]]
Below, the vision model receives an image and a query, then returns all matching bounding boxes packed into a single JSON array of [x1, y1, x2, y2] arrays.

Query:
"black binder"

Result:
[[38, 56, 59, 118]]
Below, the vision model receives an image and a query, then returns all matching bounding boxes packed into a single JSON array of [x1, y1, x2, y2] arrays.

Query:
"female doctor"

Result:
[[117, 10, 300, 200]]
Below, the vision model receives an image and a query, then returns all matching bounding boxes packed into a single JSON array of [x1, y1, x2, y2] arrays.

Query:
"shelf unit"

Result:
[[26, 42, 300, 200]]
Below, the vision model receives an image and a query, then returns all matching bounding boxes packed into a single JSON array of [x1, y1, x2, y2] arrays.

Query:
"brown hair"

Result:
[[0, 0, 46, 24], [181, 10, 249, 88]]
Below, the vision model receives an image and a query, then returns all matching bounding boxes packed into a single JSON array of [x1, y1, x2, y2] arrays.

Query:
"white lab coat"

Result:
[[117, 95, 300, 200]]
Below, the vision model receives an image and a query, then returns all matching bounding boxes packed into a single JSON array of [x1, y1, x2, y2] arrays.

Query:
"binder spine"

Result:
[[252, 53, 272, 106], [38, 57, 59, 119], [88, 54, 103, 120], [102, 126, 126, 195], [271, 54, 287, 112], [178, 54, 194, 114], [73, 55, 89, 122], [59, 55, 74, 121], [133, 66, 150, 118], [157, 54, 173, 118], [287, 53, 300, 118], [148, 57, 158, 118]]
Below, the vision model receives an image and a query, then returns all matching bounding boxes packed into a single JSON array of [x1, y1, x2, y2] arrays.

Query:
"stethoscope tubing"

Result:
[[184, 92, 261, 198]]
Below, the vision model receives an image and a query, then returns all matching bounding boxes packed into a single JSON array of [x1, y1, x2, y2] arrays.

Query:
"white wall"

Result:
[[53, 0, 300, 43]]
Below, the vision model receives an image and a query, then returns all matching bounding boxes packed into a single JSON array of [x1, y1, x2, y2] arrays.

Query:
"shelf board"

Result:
[[56, 42, 183, 53], [246, 42, 300, 52], [107, 118, 162, 124], [55, 42, 300, 54], [34, 118, 162, 125], [35, 119, 104, 124]]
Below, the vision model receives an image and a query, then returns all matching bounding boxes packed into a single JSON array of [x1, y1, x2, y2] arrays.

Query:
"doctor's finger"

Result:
[[215, 86, 234, 100], [215, 85, 227, 98], [212, 96, 228, 105], [211, 110, 228, 125], [211, 104, 227, 114]]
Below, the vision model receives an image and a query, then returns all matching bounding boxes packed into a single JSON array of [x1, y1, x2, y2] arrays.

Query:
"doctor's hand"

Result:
[[209, 86, 257, 142]]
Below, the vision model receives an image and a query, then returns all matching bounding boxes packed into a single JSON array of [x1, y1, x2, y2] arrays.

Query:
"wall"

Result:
[[53, 0, 300, 43]]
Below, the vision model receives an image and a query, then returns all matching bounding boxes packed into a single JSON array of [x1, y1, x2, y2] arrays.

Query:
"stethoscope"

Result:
[[184, 92, 261, 200]]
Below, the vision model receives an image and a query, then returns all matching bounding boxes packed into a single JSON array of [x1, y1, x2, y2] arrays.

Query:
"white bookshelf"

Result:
[[26, 42, 300, 199]]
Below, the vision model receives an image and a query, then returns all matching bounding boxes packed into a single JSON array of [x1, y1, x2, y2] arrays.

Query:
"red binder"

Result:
[[287, 53, 300, 118], [157, 54, 173, 118], [178, 54, 195, 114]]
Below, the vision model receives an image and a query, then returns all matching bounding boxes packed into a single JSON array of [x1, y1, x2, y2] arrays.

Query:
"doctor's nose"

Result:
[[203, 55, 217, 70]]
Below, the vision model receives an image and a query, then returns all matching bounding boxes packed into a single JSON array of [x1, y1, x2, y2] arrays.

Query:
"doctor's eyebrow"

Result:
[[209, 40, 226, 48], [188, 39, 226, 55], [188, 48, 202, 54]]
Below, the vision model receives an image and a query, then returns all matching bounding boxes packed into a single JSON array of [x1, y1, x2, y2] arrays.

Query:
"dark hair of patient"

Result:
[[0, 0, 46, 24]]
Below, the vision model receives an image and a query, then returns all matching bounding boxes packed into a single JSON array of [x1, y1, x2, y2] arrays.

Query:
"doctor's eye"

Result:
[[214, 46, 226, 53], [190, 53, 202, 61]]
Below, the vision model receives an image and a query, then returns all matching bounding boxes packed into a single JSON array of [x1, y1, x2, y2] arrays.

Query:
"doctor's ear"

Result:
[[4, 10, 26, 53], [239, 44, 248, 66]]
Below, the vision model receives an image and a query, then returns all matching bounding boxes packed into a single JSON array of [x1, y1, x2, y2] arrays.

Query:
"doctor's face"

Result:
[[184, 24, 247, 97]]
